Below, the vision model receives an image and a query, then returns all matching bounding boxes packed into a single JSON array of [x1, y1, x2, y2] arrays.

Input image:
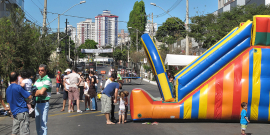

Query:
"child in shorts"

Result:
[[240, 102, 250, 135], [123, 91, 129, 122], [118, 92, 126, 124], [20, 70, 34, 114]]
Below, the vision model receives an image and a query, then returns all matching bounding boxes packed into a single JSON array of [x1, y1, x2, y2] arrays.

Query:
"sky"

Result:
[[25, 0, 218, 33]]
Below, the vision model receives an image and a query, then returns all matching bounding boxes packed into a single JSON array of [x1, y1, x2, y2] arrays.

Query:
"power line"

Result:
[[37, 0, 44, 7], [154, 0, 183, 18], [30, 0, 43, 10]]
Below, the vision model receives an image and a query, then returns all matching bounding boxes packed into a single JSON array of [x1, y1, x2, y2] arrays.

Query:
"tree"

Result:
[[77, 39, 98, 58], [47, 32, 76, 61], [0, 8, 54, 86], [127, 1, 147, 51], [155, 17, 185, 44], [189, 4, 270, 48], [113, 46, 128, 63]]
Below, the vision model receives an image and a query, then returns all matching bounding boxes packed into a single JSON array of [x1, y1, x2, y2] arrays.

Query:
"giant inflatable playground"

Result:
[[130, 15, 270, 122]]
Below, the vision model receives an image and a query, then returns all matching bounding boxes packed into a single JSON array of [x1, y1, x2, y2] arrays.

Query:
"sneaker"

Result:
[[68, 110, 72, 113], [77, 110, 83, 113], [29, 108, 34, 114], [86, 108, 90, 111], [57, 92, 61, 94]]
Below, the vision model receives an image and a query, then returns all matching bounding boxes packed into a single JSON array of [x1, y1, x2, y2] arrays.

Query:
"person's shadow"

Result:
[[246, 133, 252, 135]]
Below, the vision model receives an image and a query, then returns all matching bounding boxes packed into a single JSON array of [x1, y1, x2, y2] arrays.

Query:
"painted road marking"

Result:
[[68, 111, 101, 117]]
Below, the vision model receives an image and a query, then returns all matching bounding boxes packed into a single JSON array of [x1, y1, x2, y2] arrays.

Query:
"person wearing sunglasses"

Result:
[[32, 64, 52, 135]]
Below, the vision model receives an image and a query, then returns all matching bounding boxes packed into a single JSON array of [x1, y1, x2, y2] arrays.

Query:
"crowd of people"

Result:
[[0, 66, 252, 134]]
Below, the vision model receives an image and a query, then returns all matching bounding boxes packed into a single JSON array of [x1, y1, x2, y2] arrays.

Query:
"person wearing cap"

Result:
[[56, 70, 61, 94], [101, 82, 122, 124], [61, 69, 71, 112], [64, 67, 82, 113]]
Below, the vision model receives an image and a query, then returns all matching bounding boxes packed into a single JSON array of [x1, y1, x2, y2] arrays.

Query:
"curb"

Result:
[[143, 78, 157, 85]]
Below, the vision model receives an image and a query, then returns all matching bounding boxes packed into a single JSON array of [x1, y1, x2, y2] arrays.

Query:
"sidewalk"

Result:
[[142, 78, 157, 85]]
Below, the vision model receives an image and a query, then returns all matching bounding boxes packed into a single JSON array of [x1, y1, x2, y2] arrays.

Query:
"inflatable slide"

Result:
[[130, 15, 270, 121]]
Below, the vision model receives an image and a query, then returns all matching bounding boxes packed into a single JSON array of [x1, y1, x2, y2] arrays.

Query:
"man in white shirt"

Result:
[[104, 73, 116, 88], [61, 69, 70, 112], [64, 68, 82, 113]]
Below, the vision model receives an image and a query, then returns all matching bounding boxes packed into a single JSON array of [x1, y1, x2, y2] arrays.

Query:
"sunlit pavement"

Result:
[[0, 66, 269, 135]]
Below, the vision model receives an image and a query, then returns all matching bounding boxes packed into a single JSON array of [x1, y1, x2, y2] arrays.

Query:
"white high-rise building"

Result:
[[95, 10, 118, 47], [144, 20, 157, 36], [66, 25, 76, 43], [77, 19, 95, 45]]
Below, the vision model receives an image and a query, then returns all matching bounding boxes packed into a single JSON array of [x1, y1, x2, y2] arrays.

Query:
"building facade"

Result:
[[66, 25, 76, 44], [218, 0, 270, 13], [95, 10, 118, 47], [0, 0, 24, 18], [118, 29, 130, 46], [144, 20, 157, 36], [77, 19, 95, 45]]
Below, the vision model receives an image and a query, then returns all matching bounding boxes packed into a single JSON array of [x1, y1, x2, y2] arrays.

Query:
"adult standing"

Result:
[[64, 68, 82, 113], [101, 82, 122, 124], [56, 70, 61, 94], [33, 64, 52, 135], [117, 72, 123, 83], [94, 71, 99, 92], [78, 72, 85, 102], [61, 69, 71, 112], [6, 72, 32, 135], [89, 71, 97, 110], [104, 73, 117, 122]]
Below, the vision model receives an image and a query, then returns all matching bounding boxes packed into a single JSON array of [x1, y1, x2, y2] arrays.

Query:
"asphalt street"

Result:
[[0, 66, 269, 135]]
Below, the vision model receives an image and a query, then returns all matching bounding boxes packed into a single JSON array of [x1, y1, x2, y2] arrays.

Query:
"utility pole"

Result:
[[151, 12, 154, 39], [69, 36, 71, 60], [136, 30, 138, 52], [58, 14, 60, 47], [185, 0, 189, 55], [42, 0, 47, 35], [65, 19, 68, 59]]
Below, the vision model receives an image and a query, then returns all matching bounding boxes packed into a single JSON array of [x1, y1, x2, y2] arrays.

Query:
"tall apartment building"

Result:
[[95, 10, 118, 47], [218, 0, 270, 13], [66, 25, 76, 44], [0, 0, 24, 18], [118, 29, 130, 45], [144, 20, 157, 36], [77, 19, 95, 45]]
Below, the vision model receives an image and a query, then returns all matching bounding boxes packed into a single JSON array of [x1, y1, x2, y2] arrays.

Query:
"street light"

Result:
[[128, 27, 140, 52], [46, 1, 86, 27], [150, 3, 184, 27], [150, 2, 189, 55]]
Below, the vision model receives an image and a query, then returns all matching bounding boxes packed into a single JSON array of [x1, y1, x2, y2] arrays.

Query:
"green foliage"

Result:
[[143, 64, 151, 72], [0, 8, 55, 85], [77, 39, 98, 58], [189, 4, 270, 48], [127, 0, 147, 51], [156, 17, 185, 44], [113, 46, 127, 63], [47, 32, 76, 61]]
